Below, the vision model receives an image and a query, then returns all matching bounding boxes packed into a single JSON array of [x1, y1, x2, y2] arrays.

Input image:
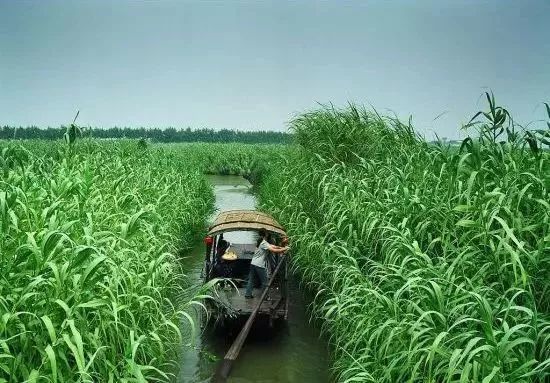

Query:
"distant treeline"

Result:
[[0, 126, 293, 144]]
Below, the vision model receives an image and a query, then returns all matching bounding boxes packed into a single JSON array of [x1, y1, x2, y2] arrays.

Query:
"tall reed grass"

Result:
[[260, 97, 550, 382], [161, 142, 285, 185], [0, 140, 215, 382]]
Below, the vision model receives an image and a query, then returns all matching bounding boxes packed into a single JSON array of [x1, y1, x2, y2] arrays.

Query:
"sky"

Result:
[[0, 0, 549, 140]]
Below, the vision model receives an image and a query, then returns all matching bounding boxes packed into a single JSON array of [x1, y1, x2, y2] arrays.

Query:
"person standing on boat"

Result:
[[245, 228, 289, 299]]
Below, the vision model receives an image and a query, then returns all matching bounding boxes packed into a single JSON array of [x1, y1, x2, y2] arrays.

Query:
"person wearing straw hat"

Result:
[[245, 228, 289, 299]]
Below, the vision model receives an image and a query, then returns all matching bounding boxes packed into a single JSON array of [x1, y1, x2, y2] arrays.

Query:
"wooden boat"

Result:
[[203, 210, 289, 325]]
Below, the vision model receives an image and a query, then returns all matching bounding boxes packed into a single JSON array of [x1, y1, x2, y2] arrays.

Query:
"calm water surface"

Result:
[[178, 175, 330, 383]]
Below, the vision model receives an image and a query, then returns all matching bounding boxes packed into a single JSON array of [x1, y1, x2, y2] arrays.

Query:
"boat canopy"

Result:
[[207, 210, 286, 236]]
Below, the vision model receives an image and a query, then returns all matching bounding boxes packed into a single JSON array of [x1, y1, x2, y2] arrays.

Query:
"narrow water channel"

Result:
[[178, 175, 330, 383]]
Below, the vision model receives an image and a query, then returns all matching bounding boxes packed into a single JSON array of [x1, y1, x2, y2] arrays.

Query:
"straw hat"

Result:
[[221, 249, 238, 261]]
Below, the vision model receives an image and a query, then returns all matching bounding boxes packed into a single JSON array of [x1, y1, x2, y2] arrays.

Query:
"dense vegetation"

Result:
[[160, 142, 284, 181], [0, 140, 219, 382], [0, 125, 292, 144], [3, 95, 549, 382], [259, 98, 550, 382], [0, 136, 288, 382]]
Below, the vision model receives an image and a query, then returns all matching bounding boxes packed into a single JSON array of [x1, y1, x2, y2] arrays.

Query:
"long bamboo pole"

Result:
[[212, 254, 287, 382]]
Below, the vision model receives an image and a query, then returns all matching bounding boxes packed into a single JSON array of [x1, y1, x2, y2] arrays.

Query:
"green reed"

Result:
[[0, 140, 215, 382], [260, 98, 549, 382]]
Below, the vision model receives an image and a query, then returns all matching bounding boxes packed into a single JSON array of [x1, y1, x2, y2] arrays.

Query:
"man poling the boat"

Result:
[[245, 228, 289, 299]]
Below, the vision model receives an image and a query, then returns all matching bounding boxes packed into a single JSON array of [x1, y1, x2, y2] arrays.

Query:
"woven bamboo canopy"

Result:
[[207, 210, 286, 236]]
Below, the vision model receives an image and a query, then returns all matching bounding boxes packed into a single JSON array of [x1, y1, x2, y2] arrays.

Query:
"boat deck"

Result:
[[215, 287, 286, 318]]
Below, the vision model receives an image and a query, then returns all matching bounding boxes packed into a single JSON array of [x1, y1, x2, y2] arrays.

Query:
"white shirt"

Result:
[[251, 239, 270, 268]]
